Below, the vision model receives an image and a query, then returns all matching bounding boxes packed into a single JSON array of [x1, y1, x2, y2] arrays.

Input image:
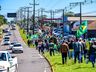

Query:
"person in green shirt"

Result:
[[54, 44, 57, 53], [49, 41, 55, 56]]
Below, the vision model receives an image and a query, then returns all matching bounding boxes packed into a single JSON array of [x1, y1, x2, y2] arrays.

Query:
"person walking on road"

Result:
[[73, 39, 80, 63], [35, 40, 38, 50], [27, 40, 30, 47], [49, 40, 55, 56], [78, 39, 84, 63], [60, 41, 69, 64], [89, 41, 96, 67], [38, 39, 43, 54], [68, 40, 74, 59]]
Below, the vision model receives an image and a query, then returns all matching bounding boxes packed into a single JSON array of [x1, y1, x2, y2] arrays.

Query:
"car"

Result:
[[3, 39, 10, 45], [3, 28, 10, 33], [9, 42, 16, 50], [3, 36, 10, 40], [6, 32, 12, 36], [12, 43, 23, 53], [11, 27, 16, 30], [0, 51, 18, 72]]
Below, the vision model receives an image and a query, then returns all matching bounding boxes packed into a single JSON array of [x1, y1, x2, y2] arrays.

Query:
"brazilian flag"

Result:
[[76, 20, 88, 38]]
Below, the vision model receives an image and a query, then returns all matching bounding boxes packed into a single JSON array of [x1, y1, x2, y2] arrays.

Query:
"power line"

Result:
[[29, 0, 39, 34], [82, 11, 96, 14], [50, 0, 61, 9]]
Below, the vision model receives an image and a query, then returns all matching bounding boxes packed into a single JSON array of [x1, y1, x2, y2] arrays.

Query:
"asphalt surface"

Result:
[[0, 26, 51, 72]]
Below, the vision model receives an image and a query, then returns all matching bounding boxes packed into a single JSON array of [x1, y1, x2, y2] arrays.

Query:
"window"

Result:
[[0, 53, 7, 61], [7, 53, 11, 61]]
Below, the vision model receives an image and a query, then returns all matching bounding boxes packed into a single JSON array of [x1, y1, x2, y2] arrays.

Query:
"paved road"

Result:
[[0, 26, 51, 72]]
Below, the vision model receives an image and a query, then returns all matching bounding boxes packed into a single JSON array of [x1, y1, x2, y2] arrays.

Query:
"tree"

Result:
[[0, 15, 7, 26]]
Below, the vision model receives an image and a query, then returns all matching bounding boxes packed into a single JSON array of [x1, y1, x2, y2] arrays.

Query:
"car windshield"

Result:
[[11, 43, 14, 44], [0, 53, 7, 61], [4, 40, 9, 41], [14, 44, 21, 47], [4, 37, 9, 39]]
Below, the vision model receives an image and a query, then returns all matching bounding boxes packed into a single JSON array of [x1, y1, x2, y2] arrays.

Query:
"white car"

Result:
[[3, 39, 10, 45], [12, 43, 23, 53], [9, 42, 16, 50], [0, 51, 18, 72], [5, 32, 12, 36], [3, 36, 10, 40]]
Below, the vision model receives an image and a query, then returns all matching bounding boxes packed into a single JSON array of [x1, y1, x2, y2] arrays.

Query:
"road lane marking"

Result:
[[38, 54, 44, 58]]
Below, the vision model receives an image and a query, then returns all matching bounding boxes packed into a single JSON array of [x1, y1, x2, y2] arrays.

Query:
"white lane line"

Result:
[[38, 54, 44, 58], [44, 68, 47, 72]]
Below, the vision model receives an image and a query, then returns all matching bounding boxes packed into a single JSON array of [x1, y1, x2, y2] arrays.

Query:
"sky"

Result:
[[0, 0, 96, 21]]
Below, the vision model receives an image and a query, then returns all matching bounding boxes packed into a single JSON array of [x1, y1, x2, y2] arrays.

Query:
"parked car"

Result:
[[9, 42, 16, 50], [3, 39, 10, 45], [11, 27, 16, 30], [0, 51, 18, 72], [12, 43, 23, 53], [3, 36, 10, 40], [3, 28, 10, 33], [6, 32, 12, 36]]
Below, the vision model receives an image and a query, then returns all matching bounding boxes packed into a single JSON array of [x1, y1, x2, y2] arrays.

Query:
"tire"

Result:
[[12, 51, 14, 53], [7, 67, 9, 72], [21, 51, 23, 53]]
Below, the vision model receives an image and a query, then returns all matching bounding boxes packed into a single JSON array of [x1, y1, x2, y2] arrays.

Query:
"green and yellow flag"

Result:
[[76, 20, 88, 38]]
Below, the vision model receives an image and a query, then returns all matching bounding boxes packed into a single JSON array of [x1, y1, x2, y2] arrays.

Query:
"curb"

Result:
[[18, 25, 53, 72], [42, 54, 53, 72]]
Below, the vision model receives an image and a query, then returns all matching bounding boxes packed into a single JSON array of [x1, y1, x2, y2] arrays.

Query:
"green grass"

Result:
[[44, 52, 96, 72], [19, 29, 27, 44], [19, 28, 35, 48]]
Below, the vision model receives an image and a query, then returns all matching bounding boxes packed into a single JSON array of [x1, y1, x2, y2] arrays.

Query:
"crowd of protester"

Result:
[[32, 36, 96, 68]]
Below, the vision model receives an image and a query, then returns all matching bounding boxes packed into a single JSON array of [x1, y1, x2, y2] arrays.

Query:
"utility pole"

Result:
[[62, 9, 65, 36], [50, 10, 53, 35], [20, 8, 23, 26], [41, 8, 44, 29], [70, 0, 94, 25], [52, 11, 55, 19], [0, 5, 1, 15], [23, 8, 26, 25], [70, 2, 86, 38], [0, 5, 1, 11], [62, 9, 65, 26], [50, 10, 53, 25], [23, 7, 32, 35], [26, 7, 30, 35], [38, 9, 40, 26], [19, 7, 32, 36], [70, 2, 84, 26], [80, 2, 82, 29], [29, 0, 39, 34]]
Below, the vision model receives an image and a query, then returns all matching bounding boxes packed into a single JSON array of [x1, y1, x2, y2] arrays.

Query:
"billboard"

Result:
[[7, 13, 17, 18]]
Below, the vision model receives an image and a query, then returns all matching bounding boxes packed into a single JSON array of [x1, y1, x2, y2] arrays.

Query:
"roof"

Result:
[[0, 51, 8, 53], [72, 20, 96, 31], [88, 21, 96, 30], [68, 17, 96, 21]]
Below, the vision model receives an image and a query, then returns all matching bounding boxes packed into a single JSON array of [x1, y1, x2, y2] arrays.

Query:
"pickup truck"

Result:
[[0, 51, 18, 72]]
